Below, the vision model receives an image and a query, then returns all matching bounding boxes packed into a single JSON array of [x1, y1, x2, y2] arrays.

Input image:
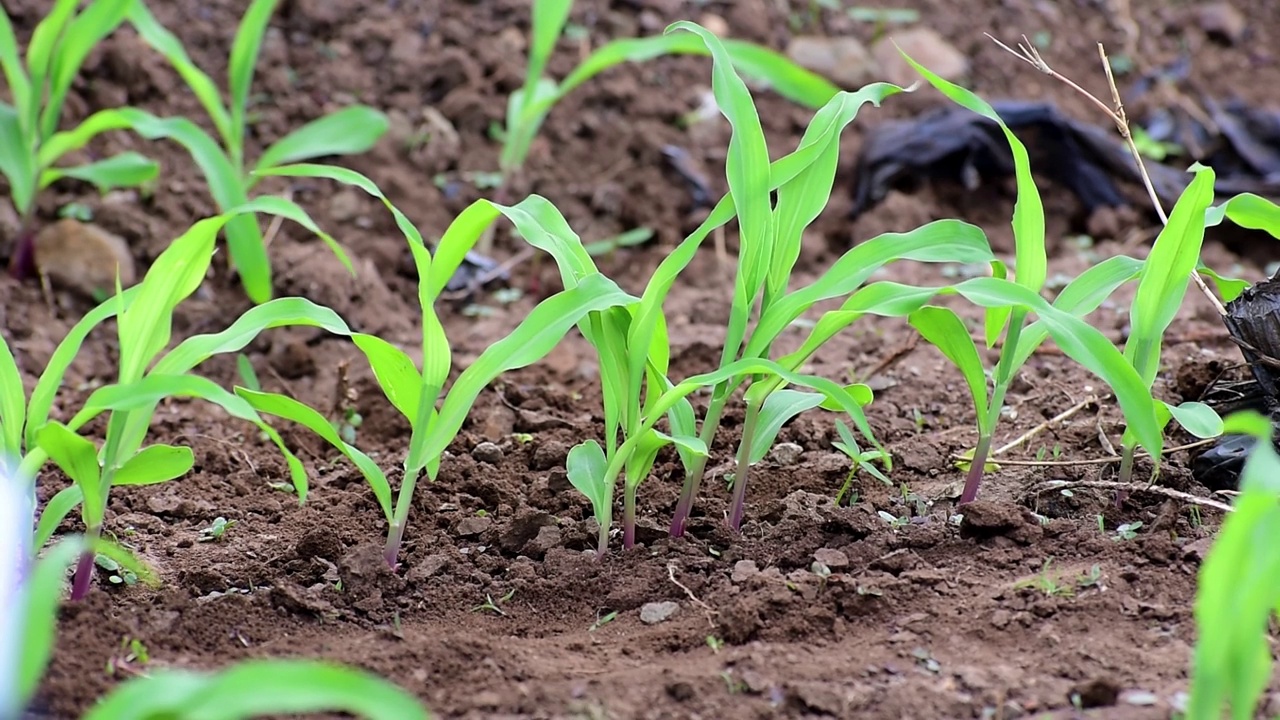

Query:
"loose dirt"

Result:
[[7, 0, 1280, 717]]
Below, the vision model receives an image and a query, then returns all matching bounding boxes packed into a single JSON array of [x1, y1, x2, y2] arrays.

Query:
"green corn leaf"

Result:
[[154, 297, 352, 375], [748, 389, 825, 465], [113, 444, 195, 486], [26, 288, 140, 448], [0, 333, 24, 461], [254, 106, 390, 175], [1187, 410, 1280, 719], [81, 660, 432, 720], [115, 109, 244, 212], [1205, 192, 1280, 238], [34, 485, 84, 549], [495, 195, 599, 284], [25, 0, 78, 128], [624, 429, 666, 491], [0, 104, 36, 215], [525, 0, 573, 105], [1163, 400, 1224, 439], [909, 306, 990, 427], [501, 78, 559, 172], [236, 388, 395, 523], [1011, 255, 1145, 370], [418, 273, 638, 472], [0, 12, 31, 124], [567, 439, 610, 527], [768, 83, 906, 304], [747, 219, 993, 358], [351, 334, 422, 425], [39, 152, 158, 191], [228, 0, 280, 167], [1125, 164, 1215, 387], [17, 537, 84, 711], [39, 0, 132, 140], [75, 374, 310, 502], [1198, 262, 1250, 304], [126, 2, 233, 148], [38, 108, 137, 166], [668, 21, 773, 367], [901, 52, 1046, 294], [34, 422, 103, 526], [951, 277, 1161, 458], [715, 39, 841, 107]]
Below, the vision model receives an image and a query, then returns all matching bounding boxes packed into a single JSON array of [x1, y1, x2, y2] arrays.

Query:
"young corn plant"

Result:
[[499, 0, 841, 178], [3, 198, 357, 599], [124, 0, 388, 303], [0, 0, 159, 277], [651, 24, 1003, 537], [6, 517, 432, 720], [1185, 410, 1280, 720], [230, 164, 638, 568]]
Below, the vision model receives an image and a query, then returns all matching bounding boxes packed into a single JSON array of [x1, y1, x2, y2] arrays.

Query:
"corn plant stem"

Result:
[[961, 313, 1028, 504], [727, 401, 762, 532], [384, 469, 420, 569], [669, 394, 730, 538], [623, 483, 637, 550], [69, 524, 101, 601]]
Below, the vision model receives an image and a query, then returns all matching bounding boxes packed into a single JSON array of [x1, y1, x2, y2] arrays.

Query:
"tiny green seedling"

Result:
[[125, 0, 388, 303], [588, 610, 618, 632], [1015, 559, 1073, 597], [105, 636, 150, 677], [198, 517, 236, 543], [1113, 522, 1143, 541], [878, 510, 908, 530], [94, 555, 137, 587], [472, 589, 516, 616]]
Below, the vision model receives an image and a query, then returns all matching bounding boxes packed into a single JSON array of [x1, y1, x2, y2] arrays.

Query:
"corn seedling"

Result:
[[6, 523, 431, 720], [2, 198, 357, 598], [125, 0, 388, 303], [656, 24, 1003, 537], [0, 0, 159, 276], [499, 0, 841, 177], [1186, 410, 1280, 720], [230, 164, 638, 568]]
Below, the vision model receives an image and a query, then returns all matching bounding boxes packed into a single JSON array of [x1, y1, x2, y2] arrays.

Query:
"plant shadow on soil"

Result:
[[6, 0, 1280, 717]]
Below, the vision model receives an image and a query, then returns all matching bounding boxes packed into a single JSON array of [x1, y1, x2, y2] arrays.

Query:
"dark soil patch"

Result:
[[8, 0, 1280, 718]]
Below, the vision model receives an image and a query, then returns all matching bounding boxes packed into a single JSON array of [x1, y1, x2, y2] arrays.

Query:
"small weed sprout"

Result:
[[1113, 522, 1142, 541], [198, 517, 236, 543]]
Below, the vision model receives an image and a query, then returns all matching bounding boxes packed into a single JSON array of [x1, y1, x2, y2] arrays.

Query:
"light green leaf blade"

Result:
[[1164, 400, 1224, 440], [34, 422, 102, 525], [255, 106, 390, 174], [0, 104, 37, 215], [1205, 192, 1280, 239], [0, 11, 31, 125], [115, 109, 244, 212], [748, 389, 825, 465], [39, 0, 132, 139], [228, 0, 279, 165], [352, 334, 422, 426], [901, 52, 1046, 293], [17, 538, 85, 710], [34, 485, 84, 549], [908, 306, 990, 425], [82, 660, 432, 720], [38, 108, 137, 167], [113, 444, 195, 486], [0, 333, 24, 460], [39, 152, 158, 192], [567, 439, 610, 527], [236, 388, 395, 522]]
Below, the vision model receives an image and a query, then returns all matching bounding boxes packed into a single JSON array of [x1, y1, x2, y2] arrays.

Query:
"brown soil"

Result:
[[8, 0, 1280, 718]]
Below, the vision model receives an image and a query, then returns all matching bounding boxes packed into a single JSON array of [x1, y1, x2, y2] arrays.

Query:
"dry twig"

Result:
[[1033, 479, 1234, 513]]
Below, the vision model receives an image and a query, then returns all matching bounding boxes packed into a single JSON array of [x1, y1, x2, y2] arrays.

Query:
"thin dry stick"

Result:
[[986, 34, 1228, 317], [1034, 479, 1234, 513], [261, 186, 295, 249], [667, 562, 716, 628], [954, 437, 1216, 466], [992, 394, 1100, 456]]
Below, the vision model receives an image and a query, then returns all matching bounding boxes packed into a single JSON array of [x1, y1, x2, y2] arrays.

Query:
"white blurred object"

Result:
[[0, 459, 31, 718]]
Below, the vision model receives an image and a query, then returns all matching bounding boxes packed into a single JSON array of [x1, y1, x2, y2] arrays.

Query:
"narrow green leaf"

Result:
[[228, 0, 280, 167], [1198, 262, 1250, 304], [125, 2, 233, 148], [34, 422, 102, 525], [39, 0, 132, 140], [33, 485, 83, 549], [113, 444, 195, 486], [420, 274, 638, 469], [77, 375, 310, 502], [901, 52, 1046, 293], [115, 109, 243, 211], [254, 106, 389, 175], [0, 12, 31, 126], [0, 104, 37, 215], [1164, 400, 1224, 440], [39, 152, 158, 192], [25, 0, 79, 127], [0, 333, 24, 460], [567, 439, 610, 527], [81, 660, 432, 720], [38, 108, 136, 167], [351, 335, 422, 425], [236, 388, 395, 522], [17, 538, 85, 710], [909, 307, 990, 426], [748, 389, 825, 465], [1205, 193, 1280, 239]]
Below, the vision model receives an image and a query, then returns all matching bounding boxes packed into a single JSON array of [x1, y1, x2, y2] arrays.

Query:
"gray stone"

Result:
[[1196, 2, 1245, 44], [471, 441, 504, 465], [813, 548, 850, 570], [785, 35, 879, 89], [770, 442, 804, 466], [732, 560, 760, 583], [456, 515, 492, 537], [640, 601, 680, 625]]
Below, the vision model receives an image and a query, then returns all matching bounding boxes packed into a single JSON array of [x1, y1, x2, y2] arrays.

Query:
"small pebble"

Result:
[[813, 548, 850, 570], [732, 560, 760, 583], [456, 516, 492, 537], [640, 601, 679, 624], [471, 441, 504, 465], [770, 442, 804, 466]]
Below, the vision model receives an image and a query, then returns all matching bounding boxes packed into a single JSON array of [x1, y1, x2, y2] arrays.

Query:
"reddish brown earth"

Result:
[[6, 0, 1280, 718]]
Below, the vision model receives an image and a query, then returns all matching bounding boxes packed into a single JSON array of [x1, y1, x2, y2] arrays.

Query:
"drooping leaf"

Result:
[[909, 306, 990, 427], [39, 152, 158, 192], [34, 422, 102, 526], [254, 106, 390, 174], [748, 389, 825, 465], [113, 444, 195, 486]]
